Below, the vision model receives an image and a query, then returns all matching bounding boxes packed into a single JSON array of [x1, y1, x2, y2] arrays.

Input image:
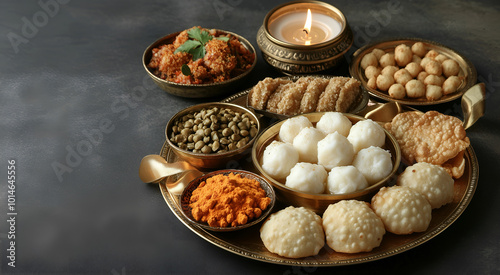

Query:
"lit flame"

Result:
[[303, 9, 312, 35]]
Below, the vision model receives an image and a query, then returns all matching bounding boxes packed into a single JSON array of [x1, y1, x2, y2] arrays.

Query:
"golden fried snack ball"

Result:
[[394, 44, 413, 67], [388, 83, 406, 99], [361, 52, 378, 70], [442, 59, 460, 77], [376, 74, 394, 91], [379, 53, 396, 67], [405, 79, 425, 98], [411, 42, 427, 57]]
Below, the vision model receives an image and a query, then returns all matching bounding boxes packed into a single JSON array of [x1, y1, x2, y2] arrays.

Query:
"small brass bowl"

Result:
[[257, 1, 353, 75], [252, 113, 401, 213], [143, 29, 257, 98], [179, 169, 276, 232], [166, 102, 260, 169]]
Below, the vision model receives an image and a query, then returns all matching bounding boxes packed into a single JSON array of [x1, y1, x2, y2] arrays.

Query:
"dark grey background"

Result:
[[1, 0, 499, 274]]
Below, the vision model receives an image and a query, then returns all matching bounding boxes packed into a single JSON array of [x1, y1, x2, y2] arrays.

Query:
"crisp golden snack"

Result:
[[385, 111, 469, 178], [248, 76, 362, 115], [316, 77, 350, 112], [248, 77, 292, 110], [300, 78, 330, 114]]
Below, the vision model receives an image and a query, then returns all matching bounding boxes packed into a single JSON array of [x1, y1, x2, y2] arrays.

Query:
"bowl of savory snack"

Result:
[[166, 102, 260, 169], [349, 38, 477, 105], [180, 169, 275, 232], [143, 26, 257, 98], [252, 112, 401, 213]]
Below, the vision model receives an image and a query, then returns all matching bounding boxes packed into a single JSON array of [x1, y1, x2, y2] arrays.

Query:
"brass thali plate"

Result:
[[158, 91, 478, 266], [349, 38, 477, 106]]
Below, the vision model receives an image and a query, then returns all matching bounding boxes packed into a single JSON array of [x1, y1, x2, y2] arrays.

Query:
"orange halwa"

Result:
[[189, 173, 271, 227]]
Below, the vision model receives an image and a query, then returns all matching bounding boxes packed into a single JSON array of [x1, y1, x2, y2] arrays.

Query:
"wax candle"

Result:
[[267, 5, 342, 46]]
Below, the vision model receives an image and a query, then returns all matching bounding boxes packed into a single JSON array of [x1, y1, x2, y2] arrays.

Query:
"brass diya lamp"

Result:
[[257, 1, 353, 75]]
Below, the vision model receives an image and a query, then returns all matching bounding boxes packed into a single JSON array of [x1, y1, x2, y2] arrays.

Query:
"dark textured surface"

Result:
[[1, 0, 499, 274]]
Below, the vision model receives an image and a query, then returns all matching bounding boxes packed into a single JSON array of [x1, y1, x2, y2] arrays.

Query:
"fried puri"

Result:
[[385, 111, 469, 178]]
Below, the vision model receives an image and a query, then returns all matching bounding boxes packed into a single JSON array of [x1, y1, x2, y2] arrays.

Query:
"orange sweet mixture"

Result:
[[148, 26, 254, 84], [189, 173, 272, 227]]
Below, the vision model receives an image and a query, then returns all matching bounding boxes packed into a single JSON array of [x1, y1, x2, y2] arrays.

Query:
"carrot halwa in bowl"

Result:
[[143, 26, 256, 98]]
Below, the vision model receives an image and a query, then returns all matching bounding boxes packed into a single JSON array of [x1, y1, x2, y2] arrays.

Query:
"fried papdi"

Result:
[[385, 111, 469, 178]]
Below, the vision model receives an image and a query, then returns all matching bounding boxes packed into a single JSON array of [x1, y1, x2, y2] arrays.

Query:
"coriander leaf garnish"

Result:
[[215, 36, 230, 42], [181, 64, 191, 76], [174, 39, 202, 55], [188, 27, 212, 45], [174, 27, 231, 76]]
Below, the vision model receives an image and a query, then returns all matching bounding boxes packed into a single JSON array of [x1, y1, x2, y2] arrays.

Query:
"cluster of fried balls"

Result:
[[361, 42, 463, 100]]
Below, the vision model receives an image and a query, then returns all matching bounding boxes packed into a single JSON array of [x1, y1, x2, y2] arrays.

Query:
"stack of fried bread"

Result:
[[248, 76, 362, 116], [384, 110, 469, 178]]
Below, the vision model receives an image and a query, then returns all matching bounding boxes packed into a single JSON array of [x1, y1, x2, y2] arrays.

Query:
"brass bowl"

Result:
[[166, 102, 260, 169], [349, 38, 477, 105], [252, 113, 401, 213], [179, 169, 276, 232], [257, 1, 353, 75], [143, 30, 257, 98]]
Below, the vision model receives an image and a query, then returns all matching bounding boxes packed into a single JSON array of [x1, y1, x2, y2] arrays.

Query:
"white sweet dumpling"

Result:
[[279, 115, 313, 143], [316, 112, 352, 137], [347, 119, 385, 153], [260, 206, 325, 258], [326, 166, 368, 194], [317, 132, 354, 170], [322, 200, 385, 253], [286, 162, 327, 194], [398, 162, 454, 209], [371, 186, 432, 235], [292, 127, 325, 163], [371, 48, 385, 60], [352, 146, 393, 185], [262, 141, 298, 180]]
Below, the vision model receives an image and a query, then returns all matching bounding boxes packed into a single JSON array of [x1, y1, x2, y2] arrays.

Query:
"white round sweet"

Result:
[[261, 141, 299, 180], [279, 115, 313, 144], [292, 127, 325, 163], [371, 186, 432, 235], [347, 119, 385, 153], [322, 200, 385, 253], [316, 112, 352, 137], [286, 162, 327, 194], [398, 162, 454, 209], [326, 166, 368, 194], [260, 206, 325, 258], [317, 132, 355, 171], [352, 146, 393, 185]]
